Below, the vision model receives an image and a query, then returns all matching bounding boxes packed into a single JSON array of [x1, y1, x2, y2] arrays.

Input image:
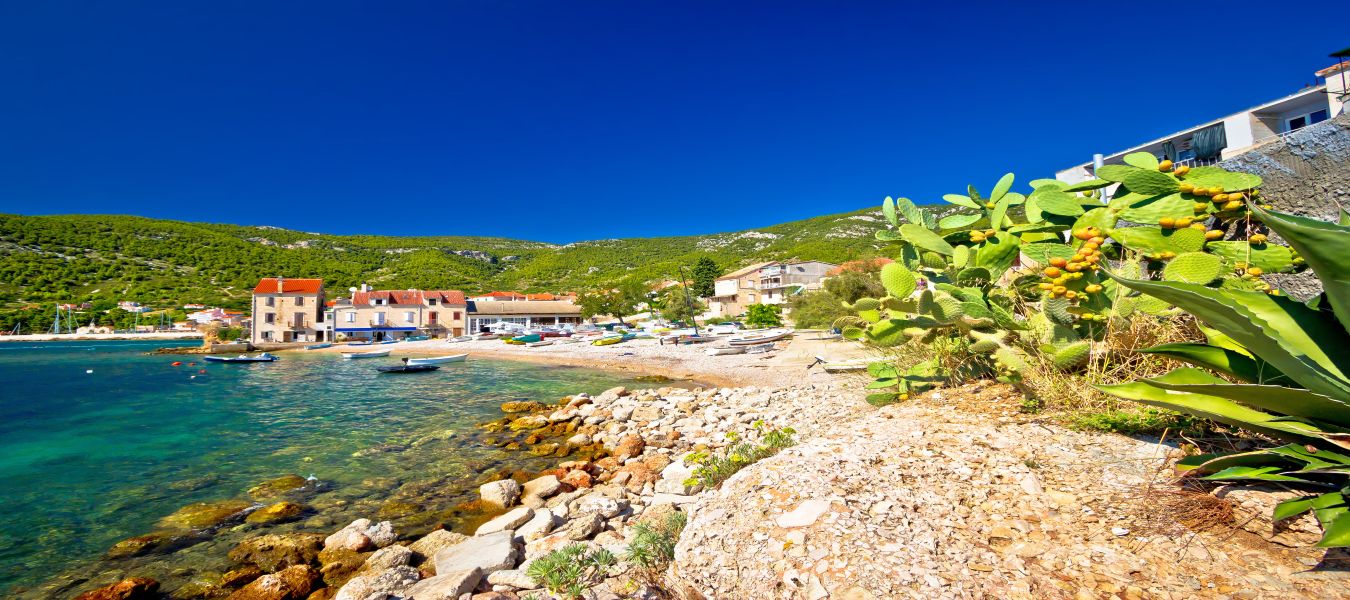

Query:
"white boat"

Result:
[[203, 353, 277, 363], [445, 336, 474, 343], [405, 353, 467, 366], [744, 343, 776, 354], [705, 345, 747, 356], [526, 340, 553, 347], [474, 333, 501, 340], [727, 328, 793, 346], [822, 361, 869, 373], [342, 349, 392, 359], [703, 324, 741, 336]]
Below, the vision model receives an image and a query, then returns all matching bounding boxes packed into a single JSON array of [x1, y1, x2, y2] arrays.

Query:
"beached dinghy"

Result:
[[526, 340, 553, 347], [705, 345, 747, 356], [445, 335, 474, 343], [727, 328, 792, 346], [474, 333, 501, 340], [203, 353, 277, 363], [304, 342, 332, 350], [744, 343, 776, 354], [405, 354, 467, 366], [513, 334, 542, 343], [342, 349, 392, 359], [376, 364, 439, 374], [822, 361, 869, 373], [592, 333, 633, 346]]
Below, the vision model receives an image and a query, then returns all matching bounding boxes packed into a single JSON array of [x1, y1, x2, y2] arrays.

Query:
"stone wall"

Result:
[[1219, 112, 1350, 298]]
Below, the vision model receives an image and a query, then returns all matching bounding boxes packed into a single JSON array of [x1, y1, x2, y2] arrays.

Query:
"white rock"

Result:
[[775, 499, 831, 528], [1111, 527, 1130, 537], [480, 479, 522, 509], [476, 506, 534, 535], [515, 508, 558, 542], [486, 568, 539, 590], [326, 518, 398, 551], [433, 530, 516, 576], [578, 495, 623, 518], [402, 568, 481, 599], [334, 565, 420, 600], [655, 455, 700, 495], [522, 475, 561, 501]]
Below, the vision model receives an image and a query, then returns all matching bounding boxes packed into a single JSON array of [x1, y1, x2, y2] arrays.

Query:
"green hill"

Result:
[[0, 208, 886, 322]]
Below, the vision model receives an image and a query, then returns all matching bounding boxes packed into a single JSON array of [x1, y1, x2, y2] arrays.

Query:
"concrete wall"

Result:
[[1220, 112, 1350, 299]]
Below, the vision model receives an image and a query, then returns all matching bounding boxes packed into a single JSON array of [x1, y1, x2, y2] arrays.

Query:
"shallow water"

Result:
[[0, 340, 660, 597]]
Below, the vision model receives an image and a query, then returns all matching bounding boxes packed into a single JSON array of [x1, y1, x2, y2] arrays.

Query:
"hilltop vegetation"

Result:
[[0, 208, 885, 322]]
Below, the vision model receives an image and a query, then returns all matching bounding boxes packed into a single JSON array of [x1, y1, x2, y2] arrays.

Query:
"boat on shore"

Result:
[[405, 354, 467, 366], [705, 345, 746, 356], [592, 333, 634, 346], [727, 328, 793, 346], [512, 334, 542, 343], [203, 353, 277, 363], [744, 343, 776, 354], [474, 333, 501, 340], [376, 364, 439, 374], [342, 349, 392, 359], [822, 361, 869, 373], [526, 340, 553, 347], [304, 342, 332, 350], [446, 335, 474, 343]]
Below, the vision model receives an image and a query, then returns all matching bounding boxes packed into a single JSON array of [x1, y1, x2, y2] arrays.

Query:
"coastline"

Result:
[[0, 332, 203, 343]]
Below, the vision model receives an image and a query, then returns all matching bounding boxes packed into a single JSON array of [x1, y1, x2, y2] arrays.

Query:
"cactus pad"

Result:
[[1049, 340, 1092, 370], [1107, 226, 1205, 255], [1044, 296, 1076, 325], [1162, 252, 1224, 284], [879, 263, 917, 299], [1117, 193, 1194, 224], [1121, 170, 1179, 196], [920, 251, 948, 270], [1205, 241, 1295, 272], [853, 298, 880, 312]]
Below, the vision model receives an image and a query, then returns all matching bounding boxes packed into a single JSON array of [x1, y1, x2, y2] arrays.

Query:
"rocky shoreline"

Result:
[[49, 355, 1350, 599]]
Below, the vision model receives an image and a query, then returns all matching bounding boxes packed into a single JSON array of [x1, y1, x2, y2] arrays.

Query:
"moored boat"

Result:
[[404, 354, 467, 366], [203, 353, 278, 363], [446, 335, 474, 343], [512, 334, 542, 343], [526, 340, 552, 347], [303, 342, 332, 350], [727, 328, 793, 346], [705, 345, 746, 356], [342, 349, 392, 359], [376, 364, 439, 374]]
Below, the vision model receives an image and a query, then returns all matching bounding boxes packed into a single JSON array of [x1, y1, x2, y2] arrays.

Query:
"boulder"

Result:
[[476, 506, 534, 535], [614, 434, 645, 460], [228, 533, 325, 573], [486, 569, 538, 590], [74, 577, 159, 600], [226, 564, 318, 600], [356, 544, 413, 575], [507, 415, 548, 431], [221, 566, 264, 588], [105, 531, 194, 559], [576, 494, 623, 519], [630, 405, 662, 422], [433, 530, 516, 577], [654, 456, 700, 495], [521, 475, 561, 501], [559, 512, 604, 541], [248, 474, 314, 500], [559, 470, 592, 489], [158, 499, 253, 531], [316, 547, 369, 588], [565, 433, 592, 447], [332, 565, 420, 600], [407, 529, 468, 563], [324, 518, 397, 551], [479, 479, 521, 509], [245, 501, 309, 525], [499, 400, 545, 413], [515, 508, 557, 542], [596, 386, 628, 403], [401, 568, 482, 599]]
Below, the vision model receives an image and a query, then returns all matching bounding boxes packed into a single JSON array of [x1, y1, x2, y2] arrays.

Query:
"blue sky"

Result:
[[0, 1, 1343, 243]]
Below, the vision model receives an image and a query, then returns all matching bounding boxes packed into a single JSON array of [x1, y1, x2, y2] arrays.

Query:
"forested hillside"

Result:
[[0, 208, 886, 327]]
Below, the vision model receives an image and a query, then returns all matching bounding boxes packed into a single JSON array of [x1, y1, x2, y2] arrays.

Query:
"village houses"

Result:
[[708, 260, 837, 317], [250, 277, 327, 344], [329, 285, 468, 342]]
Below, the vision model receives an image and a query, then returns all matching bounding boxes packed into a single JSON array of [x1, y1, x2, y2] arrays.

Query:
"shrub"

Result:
[[786, 289, 852, 329], [526, 543, 617, 600], [744, 303, 782, 328], [684, 421, 796, 488], [1097, 204, 1350, 547], [624, 511, 688, 588]]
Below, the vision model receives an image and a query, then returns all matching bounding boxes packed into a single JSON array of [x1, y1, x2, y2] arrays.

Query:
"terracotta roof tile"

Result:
[[253, 278, 323, 294]]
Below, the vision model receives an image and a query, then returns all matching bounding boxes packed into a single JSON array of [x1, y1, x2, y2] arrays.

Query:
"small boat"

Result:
[[474, 333, 501, 340], [345, 340, 373, 346], [503, 338, 526, 345], [513, 334, 542, 343], [446, 336, 474, 343], [822, 361, 869, 373], [376, 364, 440, 374], [405, 354, 467, 366], [376, 340, 400, 345], [744, 343, 776, 354], [203, 353, 278, 363], [705, 345, 747, 356], [727, 328, 793, 346], [526, 340, 553, 347], [303, 342, 332, 350], [592, 333, 634, 346], [342, 349, 392, 359]]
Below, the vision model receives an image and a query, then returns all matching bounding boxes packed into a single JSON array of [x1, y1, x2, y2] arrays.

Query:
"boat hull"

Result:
[[376, 365, 439, 373], [405, 354, 467, 366], [342, 350, 392, 359]]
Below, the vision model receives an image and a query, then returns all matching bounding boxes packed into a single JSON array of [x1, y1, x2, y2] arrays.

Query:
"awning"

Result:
[[335, 327, 418, 332]]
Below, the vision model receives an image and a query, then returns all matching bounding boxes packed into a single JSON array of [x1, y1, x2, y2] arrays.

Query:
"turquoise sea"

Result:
[[0, 340, 661, 598]]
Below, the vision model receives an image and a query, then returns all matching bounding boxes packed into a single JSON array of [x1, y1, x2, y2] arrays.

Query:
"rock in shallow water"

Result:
[[74, 577, 159, 600], [228, 533, 325, 573], [479, 479, 521, 509], [324, 518, 397, 551], [157, 499, 254, 531], [105, 530, 198, 559], [247, 474, 314, 500], [225, 564, 317, 600], [244, 501, 309, 525]]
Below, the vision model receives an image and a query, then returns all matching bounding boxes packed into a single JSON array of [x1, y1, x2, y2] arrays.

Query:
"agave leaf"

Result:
[[1101, 273, 1350, 400], [899, 223, 955, 255], [1094, 379, 1326, 443], [1140, 368, 1350, 428], [1177, 448, 1298, 474], [1274, 496, 1317, 521], [1201, 466, 1313, 482], [882, 197, 897, 226], [1341, 209, 1350, 227], [1140, 342, 1290, 385], [1251, 205, 1350, 335], [942, 194, 980, 209], [989, 173, 1014, 202], [1199, 325, 1251, 356], [1123, 152, 1159, 170], [1311, 492, 1350, 547]]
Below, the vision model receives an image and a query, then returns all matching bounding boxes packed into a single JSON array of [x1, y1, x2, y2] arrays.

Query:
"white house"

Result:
[[1057, 61, 1348, 183]]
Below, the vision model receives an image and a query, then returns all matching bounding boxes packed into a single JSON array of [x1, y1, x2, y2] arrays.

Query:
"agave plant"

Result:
[[1096, 204, 1350, 547]]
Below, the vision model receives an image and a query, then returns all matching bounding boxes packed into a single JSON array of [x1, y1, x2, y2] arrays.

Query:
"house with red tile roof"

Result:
[[330, 284, 468, 340], [251, 277, 326, 344]]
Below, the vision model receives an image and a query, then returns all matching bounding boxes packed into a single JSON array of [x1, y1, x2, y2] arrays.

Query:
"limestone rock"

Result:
[[433, 530, 516, 577], [74, 577, 159, 600], [402, 568, 482, 599], [515, 508, 558, 542], [324, 518, 396, 551], [158, 499, 253, 531], [485, 569, 538, 590], [774, 499, 831, 528], [476, 506, 534, 535], [245, 501, 309, 525], [479, 479, 522, 509], [614, 434, 645, 460], [317, 547, 369, 588], [407, 529, 468, 563], [228, 533, 325, 573], [226, 564, 318, 600], [332, 565, 420, 600], [248, 474, 314, 500], [654, 457, 699, 495], [500, 400, 545, 413]]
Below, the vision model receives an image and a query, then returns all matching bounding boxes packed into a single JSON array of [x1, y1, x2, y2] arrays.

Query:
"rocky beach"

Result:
[[59, 336, 1350, 600]]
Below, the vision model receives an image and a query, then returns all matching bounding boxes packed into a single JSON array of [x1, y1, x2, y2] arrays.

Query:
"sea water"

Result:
[[0, 340, 659, 596]]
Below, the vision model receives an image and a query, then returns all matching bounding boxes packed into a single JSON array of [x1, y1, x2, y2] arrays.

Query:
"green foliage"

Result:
[[690, 257, 720, 298], [822, 268, 885, 304], [656, 285, 706, 323], [684, 421, 796, 489], [576, 278, 649, 325], [744, 304, 783, 328], [526, 543, 618, 600], [786, 290, 852, 329], [1069, 407, 1210, 436], [624, 511, 688, 587], [1097, 205, 1350, 548]]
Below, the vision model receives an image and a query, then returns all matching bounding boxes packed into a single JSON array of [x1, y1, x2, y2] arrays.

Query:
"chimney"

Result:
[[361, 283, 371, 293], [276, 276, 284, 293]]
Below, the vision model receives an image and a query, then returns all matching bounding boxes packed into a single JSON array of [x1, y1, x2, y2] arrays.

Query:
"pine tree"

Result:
[[690, 257, 720, 298]]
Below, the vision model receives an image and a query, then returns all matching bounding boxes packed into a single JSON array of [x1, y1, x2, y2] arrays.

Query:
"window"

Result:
[[404, 311, 415, 323], [1287, 109, 1330, 132], [428, 298, 437, 306], [453, 311, 461, 320], [295, 297, 304, 306], [374, 298, 385, 306], [264, 313, 275, 324], [429, 311, 438, 324], [374, 312, 386, 325], [265, 297, 275, 307], [262, 331, 272, 340], [345, 312, 355, 323]]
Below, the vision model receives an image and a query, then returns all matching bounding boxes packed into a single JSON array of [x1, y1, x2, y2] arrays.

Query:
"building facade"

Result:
[[250, 278, 327, 344], [331, 286, 468, 341], [466, 300, 583, 333], [1058, 61, 1348, 183], [708, 262, 771, 317], [757, 261, 837, 305]]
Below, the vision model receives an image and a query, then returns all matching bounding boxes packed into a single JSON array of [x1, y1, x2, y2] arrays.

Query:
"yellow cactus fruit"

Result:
[[1193, 202, 1210, 212], [1064, 290, 1078, 299], [985, 202, 996, 209], [1038, 282, 1053, 290], [1072, 229, 1092, 240], [1249, 233, 1267, 244], [1212, 193, 1228, 203], [1189, 222, 1207, 231], [1089, 236, 1105, 245], [1049, 257, 1068, 268], [1174, 164, 1190, 176], [1176, 217, 1193, 228], [970, 233, 986, 243], [984, 229, 996, 237], [1066, 263, 1084, 272], [1085, 284, 1103, 293], [1223, 200, 1244, 211], [1247, 267, 1264, 276], [1043, 267, 1062, 278], [1052, 276, 1068, 285], [1205, 229, 1224, 240], [1071, 271, 1085, 279], [1161, 251, 1176, 259], [1191, 186, 1210, 196], [1179, 182, 1195, 194], [1052, 285, 1067, 295], [1235, 261, 1249, 269], [1158, 159, 1174, 172], [1158, 217, 1176, 228], [1084, 254, 1101, 264], [1082, 242, 1099, 252]]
